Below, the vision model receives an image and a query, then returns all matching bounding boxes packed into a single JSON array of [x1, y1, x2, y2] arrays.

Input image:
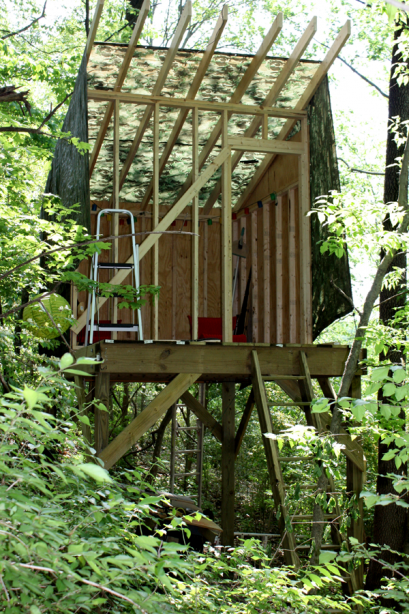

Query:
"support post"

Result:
[[74, 376, 92, 444], [170, 402, 177, 493], [221, 111, 232, 342], [152, 102, 159, 339], [112, 98, 120, 339], [298, 117, 312, 343], [235, 389, 255, 459], [221, 382, 235, 546], [347, 374, 365, 590], [191, 107, 199, 340], [94, 372, 110, 453]]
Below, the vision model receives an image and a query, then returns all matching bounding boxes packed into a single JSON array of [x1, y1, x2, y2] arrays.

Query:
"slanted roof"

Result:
[[88, 45, 318, 207]]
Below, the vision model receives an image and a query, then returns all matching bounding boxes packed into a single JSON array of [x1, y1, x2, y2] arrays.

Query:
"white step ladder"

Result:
[[85, 209, 143, 345]]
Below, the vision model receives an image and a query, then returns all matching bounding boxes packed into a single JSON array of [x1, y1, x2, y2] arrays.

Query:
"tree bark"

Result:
[[365, 20, 409, 595]]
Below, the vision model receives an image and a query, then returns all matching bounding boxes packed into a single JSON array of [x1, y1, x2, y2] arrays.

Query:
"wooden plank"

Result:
[[174, 221, 191, 340], [114, 1, 192, 198], [72, 148, 230, 335], [239, 217, 247, 313], [235, 389, 255, 458], [89, 0, 150, 175], [112, 99, 120, 339], [251, 210, 258, 343], [318, 376, 336, 401], [180, 391, 222, 442], [250, 350, 299, 567], [281, 192, 290, 343], [94, 372, 110, 453], [152, 102, 159, 340], [221, 382, 235, 546], [262, 204, 270, 343], [202, 17, 317, 214], [74, 376, 92, 444], [203, 221, 208, 316], [276, 196, 283, 343], [299, 350, 318, 429], [288, 189, 297, 343], [228, 136, 304, 155], [207, 221, 221, 318], [96, 342, 357, 378], [99, 372, 201, 469], [257, 208, 264, 340], [269, 200, 276, 344], [221, 111, 232, 342], [85, 0, 105, 62], [233, 20, 351, 212], [88, 89, 306, 120], [192, 107, 199, 340], [158, 218, 173, 339], [299, 118, 312, 343], [139, 5, 228, 210]]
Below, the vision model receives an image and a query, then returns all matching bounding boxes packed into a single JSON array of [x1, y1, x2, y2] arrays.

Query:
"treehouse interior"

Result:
[[46, 0, 366, 593]]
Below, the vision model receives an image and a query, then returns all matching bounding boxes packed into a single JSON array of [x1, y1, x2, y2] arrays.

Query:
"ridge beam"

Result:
[[202, 16, 317, 214], [233, 19, 351, 212], [89, 0, 150, 176], [113, 1, 192, 202], [139, 5, 229, 210], [99, 372, 201, 469], [168, 12, 284, 208]]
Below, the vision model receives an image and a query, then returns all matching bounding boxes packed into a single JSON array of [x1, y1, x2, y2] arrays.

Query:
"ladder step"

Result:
[[177, 426, 201, 431], [174, 472, 199, 477], [176, 449, 200, 454], [95, 324, 139, 331], [98, 262, 134, 269]]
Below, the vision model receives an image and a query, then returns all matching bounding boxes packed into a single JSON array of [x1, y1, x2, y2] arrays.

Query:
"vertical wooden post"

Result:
[[221, 111, 232, 342], [289, 188, 297, 343], [298, 117, 312, 343], [262, 203, 270, 342], [262, 114, 268, 140], [221, 382, 235, 546], [94, 372, 110, 454], [348, 374, 365, 589], [170, 402, 177, 493], [191, 107, 199, 340], [203, 221, 208, 317], [251, 210, 258, 343], [112, 98, 120, 339], [276, 195, 283, 343], [152, 102, 159, 340]]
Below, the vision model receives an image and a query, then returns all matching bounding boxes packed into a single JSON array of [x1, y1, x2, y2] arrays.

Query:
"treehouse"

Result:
[[46, 0, 366, 591]]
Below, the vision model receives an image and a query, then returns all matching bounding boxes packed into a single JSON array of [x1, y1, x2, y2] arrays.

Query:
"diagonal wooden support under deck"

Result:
[[180, 391, 222, 442], [99, 372, 201, 469], [251, 350, 299, 568], [235, 388, 255, 459]]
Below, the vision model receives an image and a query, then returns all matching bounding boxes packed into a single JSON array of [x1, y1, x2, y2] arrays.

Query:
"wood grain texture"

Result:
[[235, 388, 255, 458], [94, 372, 110, 453], [98, 372, 200, 469], [180, 390, 222, 442]]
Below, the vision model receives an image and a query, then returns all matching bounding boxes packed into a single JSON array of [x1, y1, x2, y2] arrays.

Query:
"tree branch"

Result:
[[2, 2, 47, 40], [0, 91, 73, 135], [338, 157, 385, 176], [0, 86, 31, 114]]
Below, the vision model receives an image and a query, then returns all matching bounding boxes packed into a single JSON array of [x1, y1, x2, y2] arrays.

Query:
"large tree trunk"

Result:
[[365, 21, 409, 594]]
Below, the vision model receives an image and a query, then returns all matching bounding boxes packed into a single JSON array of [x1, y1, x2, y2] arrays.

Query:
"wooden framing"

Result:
[[221, 382, 235, 546], [191, 107, 199, 340], [89, 0, 150, 174], [221, 111, 232, 342], [180, 391, 222, 442], [152, 102, 159, 339], [85, 0, 105, 63]]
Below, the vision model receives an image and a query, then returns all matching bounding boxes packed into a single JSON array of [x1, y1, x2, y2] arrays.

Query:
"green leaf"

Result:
[[77, 463, 113, 483], [392, 368, 406, 384], [78, 415, 90, 426], [380, 404, 391, 420], [23, 387, 39, 410], [312, 398, 329, 413], [30, 607, 42, 614], [371, 367, 389, 382], [383, 382, 396, 397], [319, 551, 337, 564], [60, 353, 74, 370]]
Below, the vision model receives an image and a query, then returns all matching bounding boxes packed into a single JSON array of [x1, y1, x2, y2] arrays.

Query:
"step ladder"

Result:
[[169, 387, 205, 507], [85, 209, 143, 345]]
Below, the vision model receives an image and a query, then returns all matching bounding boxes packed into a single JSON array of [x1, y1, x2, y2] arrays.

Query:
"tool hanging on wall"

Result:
[[232, 227, 247, 312], [85, 209, 143, 345]]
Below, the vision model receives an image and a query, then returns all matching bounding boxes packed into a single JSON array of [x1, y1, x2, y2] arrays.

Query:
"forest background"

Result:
[[1, 0, 408, 613]]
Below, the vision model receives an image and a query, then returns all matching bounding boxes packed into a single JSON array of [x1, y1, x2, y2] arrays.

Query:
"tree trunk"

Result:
[[125, 0, 144, 26], [146, 406, 173, 485], [365, 21, 409, 594]]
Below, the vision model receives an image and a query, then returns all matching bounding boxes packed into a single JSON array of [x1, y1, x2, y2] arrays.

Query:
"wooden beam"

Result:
[[114, 1, 192, 199], [85, 0, 105, 63], [299, 350, 318, 429], [94, 372, 110, 453], [191, 107, 199, 340], [164, 13, 284, 208], [72, 148, 230, 335], [89, 0, 150, 175], [250, 350, 299, 567], [235, 388, 255, 458], [288, 189, 297, 343], [99, 372, 200, 469], [276, 196, 283, 343], [317, 376, 336, 401], [88, 89, 306, 120], [262, 203, 270, 343], [221, 111, 232, 342], [74, 376, 92, 444], [152, 102, 159, 340], [139, 5, 228, 210], [112, 98, 120, 339], [299, 118, 312, 343], [228, 137, 304, 155], [233, 20, 351, 212], [221, 382, 235, 546], [202, 17, 317, 214], [180, 390, 222, 442]]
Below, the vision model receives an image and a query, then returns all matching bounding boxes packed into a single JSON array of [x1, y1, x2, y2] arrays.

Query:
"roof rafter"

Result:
[[202, 16, 317, 215], [89, 0, 150, 176], [233, 20, 351, 212], [139, 4, 229, 211], [86, 0, 105, 63], [167, 12, 284, 210], [110, 0, 192, 204]]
